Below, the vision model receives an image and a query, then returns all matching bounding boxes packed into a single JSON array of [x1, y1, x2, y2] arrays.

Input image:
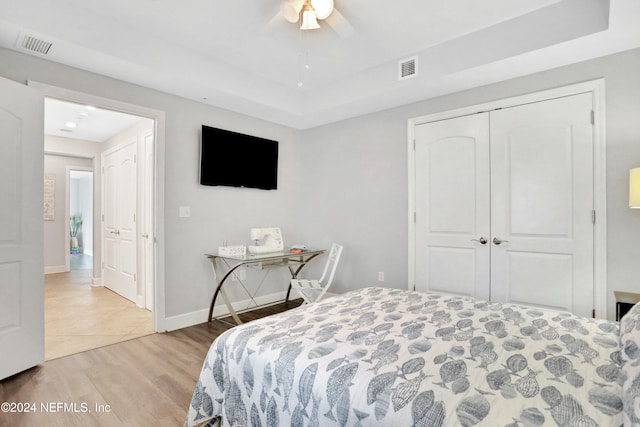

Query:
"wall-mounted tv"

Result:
[[200, 125, 278, 190]]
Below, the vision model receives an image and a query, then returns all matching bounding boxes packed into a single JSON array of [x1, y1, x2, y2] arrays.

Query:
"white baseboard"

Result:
[[164, 290, 290, 332], [44, 265, 66, 274], [92, 277, 103, 286]]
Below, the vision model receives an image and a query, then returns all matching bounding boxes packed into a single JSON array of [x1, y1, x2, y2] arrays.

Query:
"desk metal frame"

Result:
[[205, 249, 325, 324]]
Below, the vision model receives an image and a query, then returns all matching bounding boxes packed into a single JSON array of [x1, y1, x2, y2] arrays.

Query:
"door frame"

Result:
[[29, 81, 167, 332], [407, 79, 607, 318]]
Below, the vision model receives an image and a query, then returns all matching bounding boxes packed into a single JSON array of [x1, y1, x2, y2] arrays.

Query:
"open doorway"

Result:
[[69, 169, 93, 271], [43, 97, 156, 360]]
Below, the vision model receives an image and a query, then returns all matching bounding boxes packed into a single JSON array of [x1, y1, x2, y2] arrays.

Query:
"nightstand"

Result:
[[614, 291, 640, 321]]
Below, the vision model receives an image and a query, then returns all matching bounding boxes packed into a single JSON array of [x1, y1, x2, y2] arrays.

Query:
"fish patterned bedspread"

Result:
[[185, 287, 623, 427]]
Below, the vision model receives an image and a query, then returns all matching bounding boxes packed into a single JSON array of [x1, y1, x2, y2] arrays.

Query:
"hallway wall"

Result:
[[43, 154, 92, 273]]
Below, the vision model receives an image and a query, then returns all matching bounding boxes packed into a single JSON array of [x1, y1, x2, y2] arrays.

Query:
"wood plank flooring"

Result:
[[45, 270, 154, 360], [0, 300, 302, 427]]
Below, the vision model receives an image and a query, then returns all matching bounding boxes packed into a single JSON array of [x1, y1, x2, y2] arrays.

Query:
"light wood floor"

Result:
[[45, 270, 154, 360], [0, 301, 300, 427]]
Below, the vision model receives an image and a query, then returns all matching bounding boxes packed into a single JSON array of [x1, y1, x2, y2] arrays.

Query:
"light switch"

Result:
[[179, 206, 191, 218]]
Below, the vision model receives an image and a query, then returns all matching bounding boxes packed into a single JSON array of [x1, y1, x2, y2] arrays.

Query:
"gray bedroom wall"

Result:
[[297, 47, 640, 320], [0, 47, 302, 322], [43, 154, 93, 271], [3, 45, 640, 323], [45, 135, 102, 281]]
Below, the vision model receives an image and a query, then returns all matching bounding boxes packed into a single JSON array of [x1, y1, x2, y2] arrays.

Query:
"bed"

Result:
[[186, 287, 640, 426]]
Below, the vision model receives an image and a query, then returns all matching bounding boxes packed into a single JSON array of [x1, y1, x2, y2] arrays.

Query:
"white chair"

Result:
[[290, 243, 343, 304]]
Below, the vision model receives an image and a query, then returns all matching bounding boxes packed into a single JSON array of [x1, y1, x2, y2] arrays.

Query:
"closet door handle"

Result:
[[492, 237, 509, 245], [471, 237, 488, 245]]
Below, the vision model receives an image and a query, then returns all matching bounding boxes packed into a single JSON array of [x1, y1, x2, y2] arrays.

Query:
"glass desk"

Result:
[[205, 249, 325, 324]]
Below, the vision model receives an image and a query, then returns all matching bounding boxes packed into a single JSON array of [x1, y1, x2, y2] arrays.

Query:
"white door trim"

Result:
[[408, 79, 607, 318], [140, 129, 155, 311], [28, 81, 167, 332]]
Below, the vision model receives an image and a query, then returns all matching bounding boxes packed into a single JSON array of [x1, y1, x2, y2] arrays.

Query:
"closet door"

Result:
[[414, 113, 491, 299], [489, 93, 594, 316]]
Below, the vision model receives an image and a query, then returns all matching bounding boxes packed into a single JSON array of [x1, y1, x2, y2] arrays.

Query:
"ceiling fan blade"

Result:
[[281, 0, 303, 23], [325, 8, 355, 37]]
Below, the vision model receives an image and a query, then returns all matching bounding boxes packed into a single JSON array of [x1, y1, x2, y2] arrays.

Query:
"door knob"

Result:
[[471, 237, 488, 245], [493, 237, 509, 245]]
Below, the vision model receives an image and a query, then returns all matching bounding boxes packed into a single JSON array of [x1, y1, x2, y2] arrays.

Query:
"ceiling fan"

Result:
[[276, 0, 355, 37]]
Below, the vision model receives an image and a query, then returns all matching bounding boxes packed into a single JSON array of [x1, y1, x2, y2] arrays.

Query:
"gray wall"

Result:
[[0, 47, 302, 321], [69, 171, 93, 254], [45, 135, 103, 280], [43, 154, 92, 270], [3, 46, 640, 322], [297, 48, 640, 320]]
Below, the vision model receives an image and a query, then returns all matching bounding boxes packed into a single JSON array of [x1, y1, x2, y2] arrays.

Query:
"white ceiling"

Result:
[[1, 0, 639, 129], [44, 98, 146, 142]]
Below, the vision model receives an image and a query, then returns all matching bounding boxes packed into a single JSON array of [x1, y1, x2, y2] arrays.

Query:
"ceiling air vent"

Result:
[[21, 35, 53, 55], [399, 56, 418, 80]]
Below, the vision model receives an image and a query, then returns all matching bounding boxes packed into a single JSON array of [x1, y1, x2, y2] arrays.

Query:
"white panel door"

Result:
[[103, 140, 137, 302], [490, 93, 594, 316], [414, 113, 491, 299], [0, 77, 44, 379], [413, 93, 594, 316]]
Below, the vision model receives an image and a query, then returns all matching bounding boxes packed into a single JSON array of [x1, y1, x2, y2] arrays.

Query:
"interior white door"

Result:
[[490, 93, 594, 316], [0, 77, 44, 379], [103, 140, 137, 302], [414, 113, 491, 299]]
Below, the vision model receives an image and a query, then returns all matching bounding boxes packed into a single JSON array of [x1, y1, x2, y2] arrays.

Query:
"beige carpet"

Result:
[[45, 269, 154, 360]]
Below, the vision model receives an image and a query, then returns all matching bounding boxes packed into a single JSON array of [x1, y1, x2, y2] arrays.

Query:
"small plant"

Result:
[[70, 214, 83, 254], [70, 214, 83, 238]]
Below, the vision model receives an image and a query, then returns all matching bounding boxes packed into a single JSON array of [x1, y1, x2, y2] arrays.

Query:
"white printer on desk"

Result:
[[248, 227, 284, 254]]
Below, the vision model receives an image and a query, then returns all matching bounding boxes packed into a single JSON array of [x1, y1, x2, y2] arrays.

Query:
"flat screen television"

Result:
[[200, 125, 278, 190]]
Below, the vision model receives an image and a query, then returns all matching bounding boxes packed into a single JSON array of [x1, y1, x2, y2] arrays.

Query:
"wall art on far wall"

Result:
[[44, 173, 55, 221]]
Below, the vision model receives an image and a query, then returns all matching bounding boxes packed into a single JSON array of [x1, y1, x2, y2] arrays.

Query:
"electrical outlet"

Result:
[[378, 272, 384, 282]]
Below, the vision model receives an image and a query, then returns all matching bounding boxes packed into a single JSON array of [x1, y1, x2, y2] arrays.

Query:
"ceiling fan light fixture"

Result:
[[310, 0, 333, 20], [300, 9, 320, 30], [281, 0, 303, 23]]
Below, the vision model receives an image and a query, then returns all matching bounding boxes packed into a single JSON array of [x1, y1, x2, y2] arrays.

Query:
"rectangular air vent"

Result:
[[21, 35, 52, 55], [399, 56, 418, 80]]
